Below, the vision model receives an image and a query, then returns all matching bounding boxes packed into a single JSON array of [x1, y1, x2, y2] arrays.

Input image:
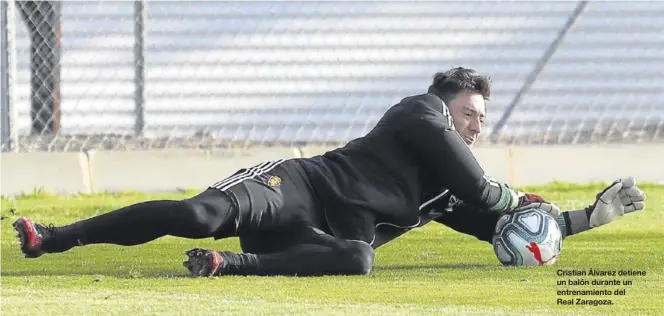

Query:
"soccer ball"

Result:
[[492, 206, 563, 266]]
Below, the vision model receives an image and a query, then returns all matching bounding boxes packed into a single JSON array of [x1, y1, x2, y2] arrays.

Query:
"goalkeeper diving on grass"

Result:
[[13, 67, 646, 277]]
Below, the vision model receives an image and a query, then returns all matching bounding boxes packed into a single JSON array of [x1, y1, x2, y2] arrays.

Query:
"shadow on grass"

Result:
[[376, 263, 493, 271], [3, 264, 495, 279], [1, 269, 193, 279]]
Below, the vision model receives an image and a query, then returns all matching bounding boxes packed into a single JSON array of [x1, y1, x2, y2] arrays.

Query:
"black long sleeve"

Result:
[[395, 94, 517, 212], [298, 93, 525, 234], [434, 199, 591, 242]]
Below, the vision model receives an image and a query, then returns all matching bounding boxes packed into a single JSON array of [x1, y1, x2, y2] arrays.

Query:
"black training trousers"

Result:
[[53, 159, 374, 276]]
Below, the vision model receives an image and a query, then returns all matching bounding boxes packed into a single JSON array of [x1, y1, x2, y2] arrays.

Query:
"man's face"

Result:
[[447, 90, 486, 148]]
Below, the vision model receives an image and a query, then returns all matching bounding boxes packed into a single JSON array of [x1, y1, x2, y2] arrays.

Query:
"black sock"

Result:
[[254, 243, 365, 276], [221, 229, 374, 276], [65, 200, 208, 247], [45, 190, 237, 253]]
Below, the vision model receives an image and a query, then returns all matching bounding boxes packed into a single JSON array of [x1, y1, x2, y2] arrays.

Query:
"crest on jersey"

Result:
[[448, 194, 462, 210], [267, 175, 282, 187]]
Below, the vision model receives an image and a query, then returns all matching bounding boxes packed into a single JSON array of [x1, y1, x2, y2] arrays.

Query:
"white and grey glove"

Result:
[[589, 176, 646, 228], [510, 191, 562, 217]]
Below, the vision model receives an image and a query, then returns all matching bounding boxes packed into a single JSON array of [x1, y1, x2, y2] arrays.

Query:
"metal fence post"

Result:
[[489, 1, 589, 143], [17, 1, 62, 136], [1, 0, 19, 152], [1, 0, 9, 151], [134, 0, 146, 137]]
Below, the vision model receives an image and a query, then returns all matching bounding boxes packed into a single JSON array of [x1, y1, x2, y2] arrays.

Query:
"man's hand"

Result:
[[588, 176, 646, 228], [512, 192, 562, 217]]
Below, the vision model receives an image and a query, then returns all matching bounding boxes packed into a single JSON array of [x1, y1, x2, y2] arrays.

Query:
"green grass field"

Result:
[[2, 183, 663, 315]]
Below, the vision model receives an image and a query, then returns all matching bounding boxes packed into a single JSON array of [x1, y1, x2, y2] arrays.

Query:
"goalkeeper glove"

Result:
[[588, 176, 646, 228], [512, 192, 562, 216], [485, 176, 561, 216]]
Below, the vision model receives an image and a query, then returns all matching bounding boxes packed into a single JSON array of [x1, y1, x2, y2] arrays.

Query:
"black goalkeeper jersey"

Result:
[[297, 93, 507, 243]]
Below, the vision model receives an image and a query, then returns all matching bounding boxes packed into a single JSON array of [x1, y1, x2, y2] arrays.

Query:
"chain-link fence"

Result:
[[2, 1, 663, 152]]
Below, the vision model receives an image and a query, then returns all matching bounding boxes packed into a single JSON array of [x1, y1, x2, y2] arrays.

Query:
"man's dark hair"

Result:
[[427, 67, 492, 105]]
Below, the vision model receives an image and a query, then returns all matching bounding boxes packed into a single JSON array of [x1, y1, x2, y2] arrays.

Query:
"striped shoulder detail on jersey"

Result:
[[210, 158, 286, 191], [440, 101, 453, 128]]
